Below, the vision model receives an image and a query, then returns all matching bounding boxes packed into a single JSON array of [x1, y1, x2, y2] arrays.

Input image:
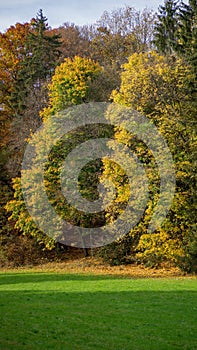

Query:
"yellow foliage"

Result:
[[40, 56, 102, 120], [136, 230, 184, 265], [111, 51, 191, 115], [102, 51, 196, 266]]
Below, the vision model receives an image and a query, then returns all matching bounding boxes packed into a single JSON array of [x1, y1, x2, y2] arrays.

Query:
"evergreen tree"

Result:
[[154, 0, 197, 94], [27, 9, 61, 82], [10, 9, 62, 115], [153, 0, 180, 54], [177, 0, 197, 91]]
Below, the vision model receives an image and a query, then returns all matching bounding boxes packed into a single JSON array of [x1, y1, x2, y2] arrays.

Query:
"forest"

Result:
[[0, 0, 196, 273]]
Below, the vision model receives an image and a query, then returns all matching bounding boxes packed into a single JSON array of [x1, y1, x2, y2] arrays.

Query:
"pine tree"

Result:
[[26, 9, 61, 83], [177, 0, 197, 91], [10, 9, 62, 115], [154, 0, 197, 94], [153, 0, 180, 54]]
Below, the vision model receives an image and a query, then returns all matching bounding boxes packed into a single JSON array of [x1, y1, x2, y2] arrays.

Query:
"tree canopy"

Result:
[[1, 3, 197, 271]]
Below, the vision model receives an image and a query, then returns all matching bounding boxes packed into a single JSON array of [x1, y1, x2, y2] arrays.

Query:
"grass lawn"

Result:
[[0, 271, 196, 350]]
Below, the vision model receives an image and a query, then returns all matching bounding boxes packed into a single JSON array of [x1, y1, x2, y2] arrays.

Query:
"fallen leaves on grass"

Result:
[[1, 257, 191, 278]]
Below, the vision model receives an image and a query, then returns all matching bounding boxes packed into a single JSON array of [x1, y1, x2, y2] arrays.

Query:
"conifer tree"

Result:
[[10, 9, 61, 115], [177, 0, 197, 91], [26, 9, 61, 83], [153, 0, 180, 54], [154, 0, 197, 94]]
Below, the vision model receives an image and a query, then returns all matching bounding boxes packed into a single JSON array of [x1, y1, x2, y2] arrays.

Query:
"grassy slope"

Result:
[[0, 270, 197, 350]]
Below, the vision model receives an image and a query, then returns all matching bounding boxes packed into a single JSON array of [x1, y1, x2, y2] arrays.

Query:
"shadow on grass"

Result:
[[0, 289, 197, 350], [0, 272, 117, 285], [0, 274, 197, 349]]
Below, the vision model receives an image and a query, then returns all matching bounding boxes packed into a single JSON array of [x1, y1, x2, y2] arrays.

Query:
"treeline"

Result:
[[0, 2, 196, 271]]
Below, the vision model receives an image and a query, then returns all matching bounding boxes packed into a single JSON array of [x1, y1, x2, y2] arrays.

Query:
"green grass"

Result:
[[0, 272, 196, 350]]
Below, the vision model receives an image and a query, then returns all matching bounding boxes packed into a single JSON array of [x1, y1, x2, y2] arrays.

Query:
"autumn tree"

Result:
[[100, 51, 196, 267], [0, 11, 62, 262], [40, 56, 102, 120], [2, 10, 62, 178], [90, 6, 156, 67], [86, 6, 156, 103], [0, 10, 62, 176], [53, 22, 91, 60], [6, 56, 107, 251], [0, 23, 30, 114], [0, 22, 31, 248]]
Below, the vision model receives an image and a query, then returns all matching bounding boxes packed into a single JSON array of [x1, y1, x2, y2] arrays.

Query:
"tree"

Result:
[[91, 6, 156, 67], [40, 56, 102, 119], [53, 22, 91, 60], [153, 0, 180, 54], [177, 0, 197, 91], [3, 10, 62, 177], [6, 56, 107, 251], [154, 0, 197, 92], [0, 22, 31, 247], [87, 6, 156, 106], [26, 10, 61, 81], [111, 51, 191, 114], [0, 10, 62, 174], [0, 22, 30, 115], [10, 9, 61, 116], [0, 11, 62, 262], [100, 51, 196, 267]]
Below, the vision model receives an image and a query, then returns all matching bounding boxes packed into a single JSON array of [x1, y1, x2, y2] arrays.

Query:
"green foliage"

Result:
[[10, 9, 62, 115], [154, 0, 197, 92], [177, 230, 197, 273], [28, 9, 61, 80], [153, 0, 180, 54], [177, 0, 197, 92]]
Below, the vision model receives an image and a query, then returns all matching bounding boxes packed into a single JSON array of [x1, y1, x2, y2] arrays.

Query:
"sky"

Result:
[[0, 0, 162, 32]]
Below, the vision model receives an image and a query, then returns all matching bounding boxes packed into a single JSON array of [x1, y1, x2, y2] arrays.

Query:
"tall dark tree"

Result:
[[177, 0, 197, 88], [153, 0, 180, 54], [10, 9, 61, 115], [27, 9, 61, 82], [154, 0, 197, 93]]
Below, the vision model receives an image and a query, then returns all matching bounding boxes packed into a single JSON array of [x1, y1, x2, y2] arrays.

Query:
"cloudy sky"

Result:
[[0, 0, 162, 32]]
